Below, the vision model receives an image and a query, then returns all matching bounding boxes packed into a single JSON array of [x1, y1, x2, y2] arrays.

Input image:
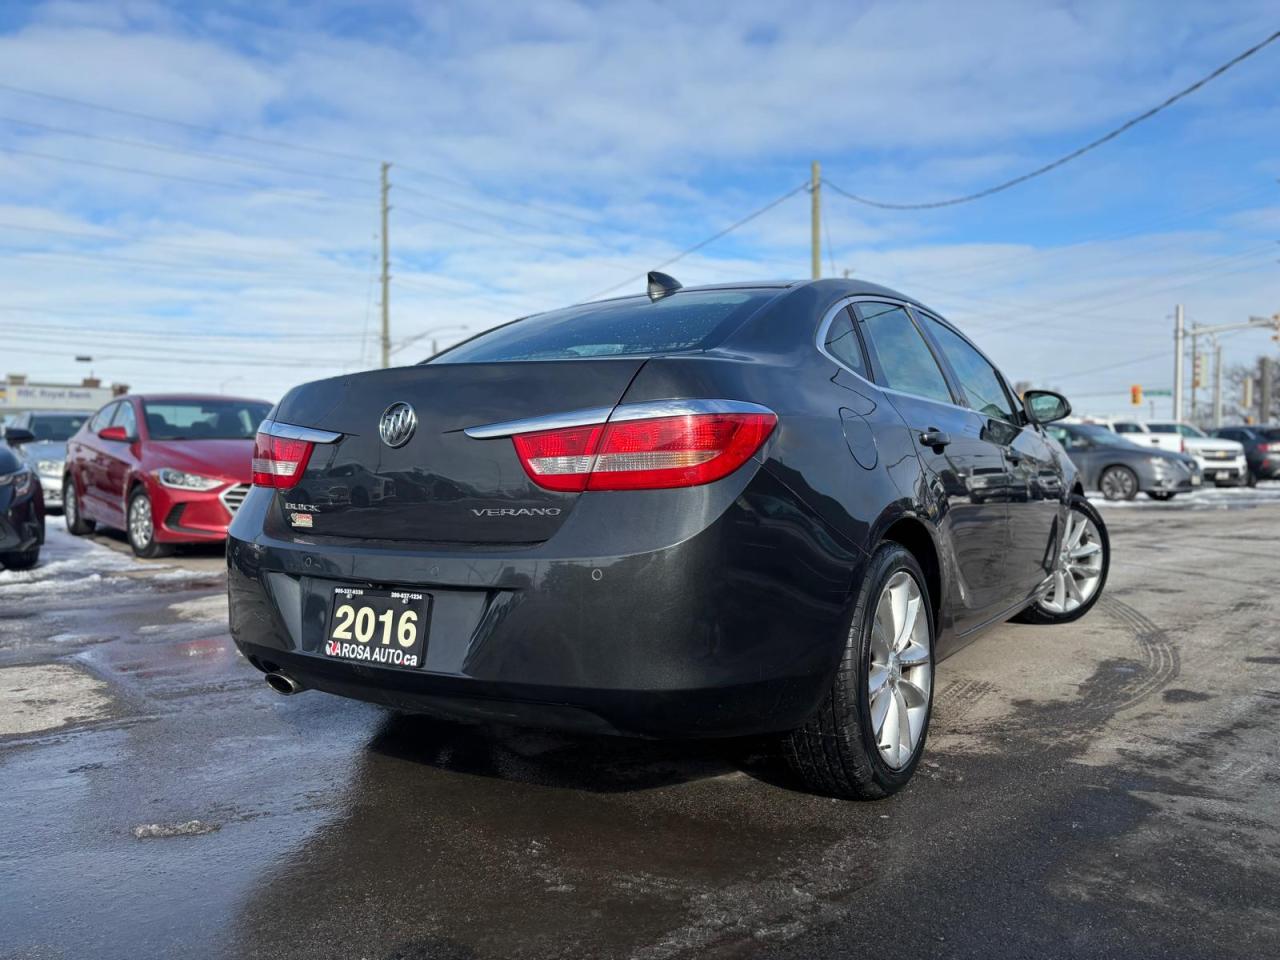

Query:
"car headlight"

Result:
[[36, 459, 62, 477], [0, 469, 34, 497], [155, 468, 223, 491], [1147, 457, 1170, 471]]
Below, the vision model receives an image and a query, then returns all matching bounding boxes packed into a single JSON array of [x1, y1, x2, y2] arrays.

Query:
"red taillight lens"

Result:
[[251, 432, 314, 488], [511, 413, 777, 492]]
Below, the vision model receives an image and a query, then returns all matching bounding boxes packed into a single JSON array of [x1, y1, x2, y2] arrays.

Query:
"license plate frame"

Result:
[[323, 586, 431, 669]]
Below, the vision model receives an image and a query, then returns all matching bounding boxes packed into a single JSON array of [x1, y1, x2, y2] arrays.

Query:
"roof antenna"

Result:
[[646, 271, 682, 302]]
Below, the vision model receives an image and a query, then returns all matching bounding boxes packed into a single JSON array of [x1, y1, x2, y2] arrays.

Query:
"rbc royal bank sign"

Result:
[[0, 381, 114, 413]]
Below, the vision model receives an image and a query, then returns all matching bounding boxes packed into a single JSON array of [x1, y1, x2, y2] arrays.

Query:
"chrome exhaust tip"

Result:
[[264, 672, 304, 696]]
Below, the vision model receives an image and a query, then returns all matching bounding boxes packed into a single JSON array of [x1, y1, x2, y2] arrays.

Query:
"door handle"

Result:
[[920, 429, 951, 449]]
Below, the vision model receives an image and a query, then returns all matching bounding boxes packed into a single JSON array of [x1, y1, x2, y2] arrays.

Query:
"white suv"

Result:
[[1111, 420, 1247, 485]]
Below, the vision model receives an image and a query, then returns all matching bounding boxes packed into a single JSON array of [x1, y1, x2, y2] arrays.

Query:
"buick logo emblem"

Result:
[[379, 402, 417, 448]]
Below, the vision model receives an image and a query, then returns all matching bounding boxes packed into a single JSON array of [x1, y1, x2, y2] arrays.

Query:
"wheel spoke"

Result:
[[1067, 516, 1087, 549], [888, 580, 909, 647], [1053, 570, 1066, 609], [895, 593, 921, 652], [894, 687, 911, 766], [897, 641, 930, 669], [870, 684, 893, 739], [868, 664, 890, 696], [1070, 542, 1100, 560], [899, 678, 929, 709]]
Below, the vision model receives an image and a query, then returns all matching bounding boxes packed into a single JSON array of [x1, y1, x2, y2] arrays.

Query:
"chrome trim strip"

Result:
[[606, 398, 775, 423], [464, 399, 777, 439], [260, 420, 342, 444], [463, 406, 615, 439]]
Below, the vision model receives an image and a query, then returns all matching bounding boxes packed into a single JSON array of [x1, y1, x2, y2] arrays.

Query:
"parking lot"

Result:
[[2, 487, 1279, 960]]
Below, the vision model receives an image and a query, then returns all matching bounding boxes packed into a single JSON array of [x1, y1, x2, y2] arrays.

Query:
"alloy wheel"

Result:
[[1099, 467, 1136, 501], [64, 484, 77, 525], [868, 570, 932, 770], [129, 494, 154, 549], [1037, 507, 1104, 615]]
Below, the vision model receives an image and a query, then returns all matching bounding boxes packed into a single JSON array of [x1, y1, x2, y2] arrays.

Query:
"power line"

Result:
[[583, 181, 811, 301], [0, 113, 373, 184], [0, 144, 369, 209], [825, 28, 1280, 210], [0, 80, 378, 164], [0, 81, 606, 231]]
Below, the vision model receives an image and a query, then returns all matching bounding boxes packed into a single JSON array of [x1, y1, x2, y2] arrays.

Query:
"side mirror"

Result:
[[98, 425, 130, 442], [4, 427, 36, 447], [1023, 390, 1071, 425]]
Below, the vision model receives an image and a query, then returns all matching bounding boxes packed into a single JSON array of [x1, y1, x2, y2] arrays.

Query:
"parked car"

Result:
[[63, 394, 271, 557], [1046, 422, 1199, 501], [1109, 419, 1246, 485], [227, 275, 1110, 800], [1211, 424, 1280, 486], [3, 409, 92, 512], [0, 427, 44, 569]]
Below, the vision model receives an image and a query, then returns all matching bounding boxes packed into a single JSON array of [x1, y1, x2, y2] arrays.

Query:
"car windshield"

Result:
[[430, 289, 779, 363], [1071, 425, 1137, 448], [1149, 422, 1205, 437], [28, 414, 89, 441], [142, 400, 271, 440]]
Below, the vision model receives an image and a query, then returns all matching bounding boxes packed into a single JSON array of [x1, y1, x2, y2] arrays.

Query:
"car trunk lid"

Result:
[[270, 359, 645, 544]]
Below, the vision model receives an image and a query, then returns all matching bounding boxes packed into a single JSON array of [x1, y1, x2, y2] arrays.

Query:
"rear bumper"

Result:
[[227, 468, 864, 738]]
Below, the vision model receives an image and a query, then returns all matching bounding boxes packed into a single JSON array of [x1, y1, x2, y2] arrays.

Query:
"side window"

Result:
[[855, 302, 954, 406], [918, 314, 1018, 422], [89, 403, 118, 433], [112, 401, 138, 438], [822, 306, 869, 378], [1114, 423, 1140, 434]]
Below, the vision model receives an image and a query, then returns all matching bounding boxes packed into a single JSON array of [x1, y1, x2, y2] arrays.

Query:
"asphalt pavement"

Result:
[[2, 486, 1279, 960]]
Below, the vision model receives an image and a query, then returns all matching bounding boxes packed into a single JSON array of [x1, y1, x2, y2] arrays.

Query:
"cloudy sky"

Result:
[[0, 0, 1277, 415]]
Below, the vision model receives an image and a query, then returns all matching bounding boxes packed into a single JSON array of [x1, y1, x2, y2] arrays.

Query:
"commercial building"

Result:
[[0, 373, 128, 418]]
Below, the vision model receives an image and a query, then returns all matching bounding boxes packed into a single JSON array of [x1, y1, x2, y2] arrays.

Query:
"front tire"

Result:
[[1146, 491, 1176, 501], [1014, 495, 1109, 625], [63, 477, 95, 535], [1, 547, 39, 570], [1098, 465, 1138, 501], [780, 543, 934, 800], [127, 489, 173, 559]]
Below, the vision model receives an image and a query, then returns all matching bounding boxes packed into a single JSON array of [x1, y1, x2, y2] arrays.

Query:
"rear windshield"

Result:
[[29, 414, 89, 442], [1260, 428, 1280, 441], [430, 289, 778, 364], [143, 400, 271, 441]]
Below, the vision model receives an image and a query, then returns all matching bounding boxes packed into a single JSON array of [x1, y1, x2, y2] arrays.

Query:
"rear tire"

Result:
[[1246, 469, 1257, 488], [127, 489, 173, 559], [1013, 495, 1109, 626], [1098, 465, 1138, 501], [1, 547, 39, 570], [63, 477, 95, 535], [779, 543, 934, 800]]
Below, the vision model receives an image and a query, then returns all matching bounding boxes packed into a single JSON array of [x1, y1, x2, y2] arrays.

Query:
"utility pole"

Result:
[[1189, 322, 1199, 422], [1172, 304, 1185, 421], [1261, 357, 1273, 425], [1211, 340, 1223, 428], [379, 161, 392, 369], [811, 160, 821, 280]]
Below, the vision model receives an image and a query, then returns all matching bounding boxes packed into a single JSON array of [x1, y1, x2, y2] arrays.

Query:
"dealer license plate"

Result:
[[323, 586, 429, 669]]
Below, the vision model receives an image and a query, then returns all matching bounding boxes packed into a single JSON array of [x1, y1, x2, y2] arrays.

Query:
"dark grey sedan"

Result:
[[1047, 423, 1200, 501]]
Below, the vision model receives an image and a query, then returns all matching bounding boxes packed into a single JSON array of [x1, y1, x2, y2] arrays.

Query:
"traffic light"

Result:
[[1192, 354, 1206, 389], [1273, 312, 1280, 343], [1130, 384, 1142, 406]]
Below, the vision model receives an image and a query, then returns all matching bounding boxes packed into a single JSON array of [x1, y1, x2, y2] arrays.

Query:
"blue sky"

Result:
[[0, 0, 1277, 415]]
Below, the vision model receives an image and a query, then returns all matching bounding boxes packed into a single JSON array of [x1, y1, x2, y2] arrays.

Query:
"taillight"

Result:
[[252, 432, 314, 488], [511, 412, 777, 492], [1180, 439, 1186, 453]]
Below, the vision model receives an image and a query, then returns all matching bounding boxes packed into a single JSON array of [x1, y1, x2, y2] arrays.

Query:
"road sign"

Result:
[[1143, 389, 1172, 397]]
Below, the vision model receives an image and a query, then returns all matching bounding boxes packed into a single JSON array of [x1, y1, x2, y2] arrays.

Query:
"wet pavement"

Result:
[[2, 489, 1279, 960]]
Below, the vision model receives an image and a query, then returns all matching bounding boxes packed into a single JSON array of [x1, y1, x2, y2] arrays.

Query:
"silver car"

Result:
[[4, 410, 92, 511], [1047, 423, 1200, 501]]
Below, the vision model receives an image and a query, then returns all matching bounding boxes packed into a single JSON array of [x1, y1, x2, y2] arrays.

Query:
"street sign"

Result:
[[1143, 389, 1172, 397]]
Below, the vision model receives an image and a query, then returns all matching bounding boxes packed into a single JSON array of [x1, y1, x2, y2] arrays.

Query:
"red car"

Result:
[[63, 394, 272, 557]]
